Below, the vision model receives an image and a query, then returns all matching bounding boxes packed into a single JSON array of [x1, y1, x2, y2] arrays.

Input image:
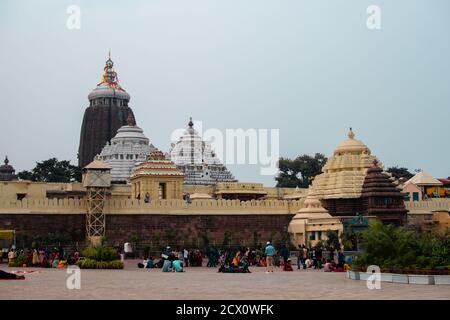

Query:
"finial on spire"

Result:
[[348, 127, 355, 139], [127, 112, 136, 126], [188, 117, 194, 128], [4, 156, 8, 165], [98, 51, 120, 89]]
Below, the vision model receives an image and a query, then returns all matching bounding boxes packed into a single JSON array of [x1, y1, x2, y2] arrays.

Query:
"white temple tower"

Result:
[[169, 118, 237, 185], [96, 113, 155, 183]]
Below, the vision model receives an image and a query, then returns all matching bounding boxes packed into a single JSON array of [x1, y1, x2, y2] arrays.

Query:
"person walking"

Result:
[[265, 241, 275, 273]]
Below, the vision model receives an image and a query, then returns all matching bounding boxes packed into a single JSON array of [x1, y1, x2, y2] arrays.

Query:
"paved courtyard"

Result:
[[1, 260, 449, 300]]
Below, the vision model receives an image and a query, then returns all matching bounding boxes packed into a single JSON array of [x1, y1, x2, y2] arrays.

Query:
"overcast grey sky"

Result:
[[0, 0, 449, 186]]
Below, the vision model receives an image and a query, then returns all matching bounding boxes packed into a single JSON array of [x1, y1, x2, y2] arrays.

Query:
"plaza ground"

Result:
[[1, 260, 449, 300]]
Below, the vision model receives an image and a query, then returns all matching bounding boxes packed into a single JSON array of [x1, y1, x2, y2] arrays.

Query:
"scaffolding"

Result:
[[82, 160, 112, 245], [86, 186, 107, 239]]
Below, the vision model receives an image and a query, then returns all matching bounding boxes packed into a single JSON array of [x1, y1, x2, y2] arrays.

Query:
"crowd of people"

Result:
[[296, 244, 350, 272], [5, 247, 81, 268], [4, 241, 350, 274], [135, 241, 349, 274]]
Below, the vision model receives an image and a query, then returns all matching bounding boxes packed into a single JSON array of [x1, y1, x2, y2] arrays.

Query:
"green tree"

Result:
[[325, 230, 341, 251], [353, 221, 450, 270], [275, 153, 327, 188], [17, 158, 81, 182], [386, 166, 413, 180]]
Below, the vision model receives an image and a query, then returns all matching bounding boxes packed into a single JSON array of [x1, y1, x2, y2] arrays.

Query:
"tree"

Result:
[[325, 230, 341, 251], [275, 153, 327, 188], [17, 158, 81, 182], [353, 221, 450, 270], [386, 166, 413, 181]]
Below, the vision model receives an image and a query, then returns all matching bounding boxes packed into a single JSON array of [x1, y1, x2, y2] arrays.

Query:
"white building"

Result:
[[96, 114, 155, 183], [169, 118, 236, 185]]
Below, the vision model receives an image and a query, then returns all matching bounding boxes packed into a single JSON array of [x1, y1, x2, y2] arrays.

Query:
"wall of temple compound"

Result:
[[0, 212, 294, 246], [0, 198, 301, 245]]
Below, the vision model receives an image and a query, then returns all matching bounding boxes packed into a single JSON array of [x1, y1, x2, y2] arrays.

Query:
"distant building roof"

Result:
[[405, 171, 442, 186], [437, 178, 450, 186]]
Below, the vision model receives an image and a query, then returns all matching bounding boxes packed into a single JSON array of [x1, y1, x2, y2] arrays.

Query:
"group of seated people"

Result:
[[137, 247, 185, 272], [323, 259, 351, 272], [217, 250, 251, 273], [8, 248, 80, 269]]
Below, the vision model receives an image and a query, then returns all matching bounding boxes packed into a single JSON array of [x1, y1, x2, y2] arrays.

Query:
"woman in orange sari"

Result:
[[232, 251, 241, 268]]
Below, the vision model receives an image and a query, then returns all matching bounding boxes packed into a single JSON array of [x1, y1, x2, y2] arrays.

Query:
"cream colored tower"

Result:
[[130, 149, 184, 200], [288, 128, 377, 247], [310, 128, 379, 201], [288, 190, 342, 247]]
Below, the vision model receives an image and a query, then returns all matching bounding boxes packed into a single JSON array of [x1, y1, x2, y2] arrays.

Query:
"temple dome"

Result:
[[87, 53, 130, 101], [310, 128, 380, 199], [96, 113, 155, 183], [334, 128, 370, 154], [131, 149, 184, 178], [113, 125, 148, 142], [0, 156, 18, 181], [88, 87, 130, 101]]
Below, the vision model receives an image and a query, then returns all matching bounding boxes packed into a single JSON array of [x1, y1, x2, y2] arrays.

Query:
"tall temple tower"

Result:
[[169, 118, 237, 185], [78, 53, 135, 168]]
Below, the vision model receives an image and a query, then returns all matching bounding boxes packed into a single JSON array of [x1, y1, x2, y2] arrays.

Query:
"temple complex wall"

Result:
[[0, 198, 300, 244], [0, 181, 304, 201], [404, 199, 450, 213], [104, 214, 294, 244], [0, 212, 294, 245], [0, 198, 302, 215]]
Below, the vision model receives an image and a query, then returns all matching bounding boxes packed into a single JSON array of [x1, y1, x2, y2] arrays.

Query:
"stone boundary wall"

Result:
[[0, 198, 303, 215], [0, 213, 295, 244], [1, 197, 448, 216], [405, 199, 450, 213]]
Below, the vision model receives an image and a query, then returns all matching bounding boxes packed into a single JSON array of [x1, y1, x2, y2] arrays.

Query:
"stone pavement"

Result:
[[1, 260, 449, 300]]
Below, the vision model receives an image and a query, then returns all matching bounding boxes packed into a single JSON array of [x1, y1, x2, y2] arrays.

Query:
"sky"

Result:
[[0, 0, 449, 186]]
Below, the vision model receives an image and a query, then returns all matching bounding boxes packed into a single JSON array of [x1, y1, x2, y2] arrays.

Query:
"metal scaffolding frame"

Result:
[[86, 186, 107, 239]]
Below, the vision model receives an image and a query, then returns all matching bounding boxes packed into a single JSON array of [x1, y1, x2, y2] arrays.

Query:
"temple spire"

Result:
[[188, 117, 194, 128], [348, 127, 355, 139], [4, 155, 8, 165], [98, 51, 120, 89]]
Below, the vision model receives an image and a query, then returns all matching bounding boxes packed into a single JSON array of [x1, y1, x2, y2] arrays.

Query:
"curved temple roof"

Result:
[[309, 128, 379, 199]]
